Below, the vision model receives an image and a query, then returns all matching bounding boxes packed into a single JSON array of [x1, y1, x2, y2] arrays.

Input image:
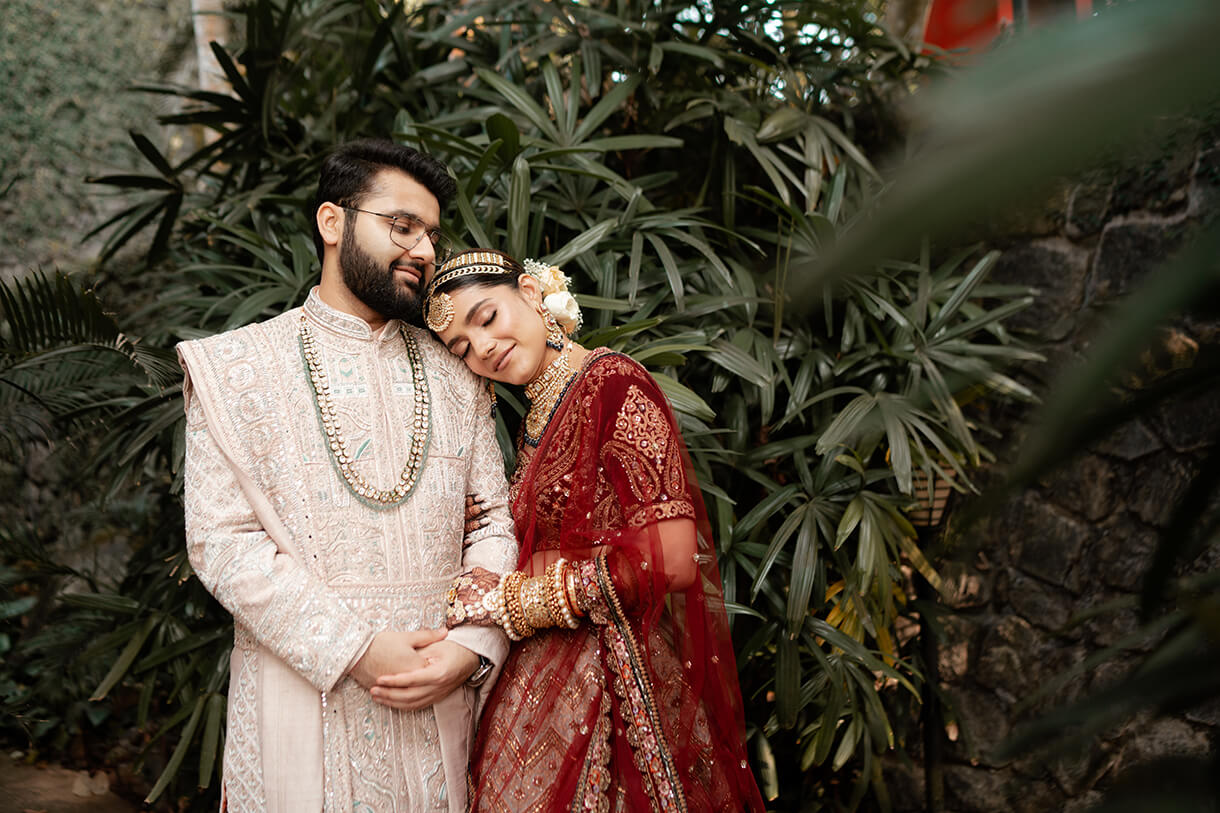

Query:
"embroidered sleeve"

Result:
[[568, 373, 696, 622], [183, 395, 374, 692], [458, 384, 517, 574], [446, 384, 518, 666], [599, 383, 696, 529]]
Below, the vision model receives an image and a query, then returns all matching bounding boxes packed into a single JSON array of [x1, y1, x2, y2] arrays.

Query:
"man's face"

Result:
[[338, 169, 441, 326]]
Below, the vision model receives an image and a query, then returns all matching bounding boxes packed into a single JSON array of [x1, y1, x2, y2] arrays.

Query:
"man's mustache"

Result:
[[391, 260, 426, 290]]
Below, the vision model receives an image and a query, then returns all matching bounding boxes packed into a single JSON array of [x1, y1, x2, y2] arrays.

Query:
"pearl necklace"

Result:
[[298, 314, 430, 508], [523, 343, 576, 443]]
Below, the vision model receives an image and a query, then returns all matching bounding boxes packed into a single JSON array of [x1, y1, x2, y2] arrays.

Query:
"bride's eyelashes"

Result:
[[455, 311, 497, 360]]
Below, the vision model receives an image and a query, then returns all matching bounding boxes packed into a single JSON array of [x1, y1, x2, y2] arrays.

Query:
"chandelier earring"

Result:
[[540, 305, 566, 351]]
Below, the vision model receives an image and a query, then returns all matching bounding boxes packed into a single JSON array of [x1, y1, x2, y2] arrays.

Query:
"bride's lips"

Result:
[[494, 346, 513, 372]]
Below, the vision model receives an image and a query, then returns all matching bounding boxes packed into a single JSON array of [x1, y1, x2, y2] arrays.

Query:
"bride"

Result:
[[403, 248, 764, 811]]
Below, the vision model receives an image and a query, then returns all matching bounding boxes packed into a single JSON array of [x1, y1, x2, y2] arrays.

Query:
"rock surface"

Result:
[[888, 129, 1220, 811]]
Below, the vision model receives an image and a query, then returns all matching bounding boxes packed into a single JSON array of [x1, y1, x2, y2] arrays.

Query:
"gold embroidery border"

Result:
[[595, 555, 688, 813]]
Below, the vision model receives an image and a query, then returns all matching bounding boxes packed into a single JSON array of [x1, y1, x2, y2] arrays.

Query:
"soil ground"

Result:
[[0, 753, 140, 812]]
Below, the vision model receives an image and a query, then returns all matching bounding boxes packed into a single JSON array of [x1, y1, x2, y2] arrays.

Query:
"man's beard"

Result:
[[339, 221, 425, 326]]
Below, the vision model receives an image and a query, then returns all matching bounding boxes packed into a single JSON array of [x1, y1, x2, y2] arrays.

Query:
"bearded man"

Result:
[[177, 139, 516, 812]]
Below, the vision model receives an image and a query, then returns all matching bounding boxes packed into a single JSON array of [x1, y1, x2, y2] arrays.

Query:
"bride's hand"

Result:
[[444, 566, 503, 628], [464, 494, 489, 534]]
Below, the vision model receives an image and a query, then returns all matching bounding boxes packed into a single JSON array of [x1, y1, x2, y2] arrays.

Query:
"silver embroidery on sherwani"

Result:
[[182, 290, 516, 812]]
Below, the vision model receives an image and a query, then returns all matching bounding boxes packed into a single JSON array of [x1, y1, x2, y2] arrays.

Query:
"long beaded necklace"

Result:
[[298, 313, 430, 508], [522, 343, 577, 444]]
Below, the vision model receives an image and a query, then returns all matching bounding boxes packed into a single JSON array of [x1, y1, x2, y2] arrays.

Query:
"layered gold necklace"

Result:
[[523, 343, 576, 443], [298, 314, 430, 508]]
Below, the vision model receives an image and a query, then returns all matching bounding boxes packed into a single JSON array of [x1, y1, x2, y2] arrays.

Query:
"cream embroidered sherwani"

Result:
[[178, 290, 516, 813]]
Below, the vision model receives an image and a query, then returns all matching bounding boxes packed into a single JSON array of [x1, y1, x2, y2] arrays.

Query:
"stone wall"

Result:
[[888, 130, 1220, 811]]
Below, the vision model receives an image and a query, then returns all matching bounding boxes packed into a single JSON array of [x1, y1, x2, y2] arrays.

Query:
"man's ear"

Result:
[[316, 202, 344, 249]]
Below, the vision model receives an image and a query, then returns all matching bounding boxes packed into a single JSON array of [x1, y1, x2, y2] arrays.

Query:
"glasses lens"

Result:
[[430, 233, 452, 264], [387, 220, 415, 250]]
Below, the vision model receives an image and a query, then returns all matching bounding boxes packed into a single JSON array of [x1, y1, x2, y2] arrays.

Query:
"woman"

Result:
[[416, 249, 764, 812]]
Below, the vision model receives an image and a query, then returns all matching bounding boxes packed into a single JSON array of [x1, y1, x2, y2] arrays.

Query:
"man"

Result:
[[178, 139, 516, 812]]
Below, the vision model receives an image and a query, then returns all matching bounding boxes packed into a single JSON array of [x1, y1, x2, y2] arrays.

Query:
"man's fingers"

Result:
[[372, 663, 447, 713], [375, 660, 444, 688], [402, 627, 447, 648], [374, 669, 420, 689], [370, 686, 434, 710]]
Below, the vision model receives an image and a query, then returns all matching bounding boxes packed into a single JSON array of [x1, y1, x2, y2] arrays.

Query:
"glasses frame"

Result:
[[341, 205, 452, 264]]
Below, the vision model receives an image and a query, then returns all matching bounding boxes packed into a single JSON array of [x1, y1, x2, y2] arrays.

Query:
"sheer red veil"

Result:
[[470, 350, 764, 811]]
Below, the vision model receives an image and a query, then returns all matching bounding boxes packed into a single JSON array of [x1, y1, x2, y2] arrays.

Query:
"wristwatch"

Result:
[[466, 655, 493, 687]]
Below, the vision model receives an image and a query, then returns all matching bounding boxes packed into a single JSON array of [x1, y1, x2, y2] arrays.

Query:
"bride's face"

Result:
[[432, 275, 553, 386]]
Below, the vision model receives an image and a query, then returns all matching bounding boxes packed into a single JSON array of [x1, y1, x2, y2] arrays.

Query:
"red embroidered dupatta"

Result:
[[468, 349, 764, 812]]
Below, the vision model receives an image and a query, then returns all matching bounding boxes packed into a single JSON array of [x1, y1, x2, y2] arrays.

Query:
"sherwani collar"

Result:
[[303, 287, 405, 343]]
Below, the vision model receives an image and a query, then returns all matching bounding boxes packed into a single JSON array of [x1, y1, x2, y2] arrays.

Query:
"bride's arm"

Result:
[[446, 359, 702, 634], [523, 518, 695, 614]]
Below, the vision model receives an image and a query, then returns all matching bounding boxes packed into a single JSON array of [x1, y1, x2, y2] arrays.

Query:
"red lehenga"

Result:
[[467, 348, 765, 812]]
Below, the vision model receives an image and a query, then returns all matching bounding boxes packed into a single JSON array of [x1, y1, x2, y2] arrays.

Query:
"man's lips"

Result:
[[393, 262, 422, 288]]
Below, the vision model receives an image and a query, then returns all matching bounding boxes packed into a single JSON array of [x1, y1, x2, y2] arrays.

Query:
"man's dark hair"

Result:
[[312, 139, 457, 262]]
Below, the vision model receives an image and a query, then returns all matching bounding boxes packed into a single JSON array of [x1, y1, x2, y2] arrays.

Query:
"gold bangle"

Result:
[[548, 560, 580, 628], [563, 565, 584, 619], [521, 575, 553, 629], [483, 581, 519, 641], [503, 571, 534, 639], [543, 561, 568, 628]]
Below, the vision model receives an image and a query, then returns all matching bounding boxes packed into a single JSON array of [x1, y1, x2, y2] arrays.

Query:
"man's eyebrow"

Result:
[[444, 298, 492, 350], [386, 209, 439, 230]]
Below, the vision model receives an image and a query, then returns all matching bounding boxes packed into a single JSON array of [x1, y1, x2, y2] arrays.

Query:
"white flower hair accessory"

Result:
[[523, 258, 583, 334]]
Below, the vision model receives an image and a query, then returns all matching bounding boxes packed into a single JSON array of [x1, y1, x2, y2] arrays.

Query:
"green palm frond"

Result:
[[0, 269, 179, 384], [0, 269, 179, 459]]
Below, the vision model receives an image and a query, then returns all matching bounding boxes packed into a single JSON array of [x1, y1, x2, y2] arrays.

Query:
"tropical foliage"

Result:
[[0, 0, 1067, 810]]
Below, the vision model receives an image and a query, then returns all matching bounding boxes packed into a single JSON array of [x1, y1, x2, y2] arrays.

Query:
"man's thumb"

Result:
[[407, 627, 448, 647]]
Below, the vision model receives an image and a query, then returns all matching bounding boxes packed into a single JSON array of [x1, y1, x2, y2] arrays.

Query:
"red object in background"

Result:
[[923, 0, 1094, 56], [923, 0, 1014, 54]]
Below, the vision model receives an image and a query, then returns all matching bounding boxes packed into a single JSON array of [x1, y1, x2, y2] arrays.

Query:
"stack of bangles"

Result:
[[481, 559, 584, 641]]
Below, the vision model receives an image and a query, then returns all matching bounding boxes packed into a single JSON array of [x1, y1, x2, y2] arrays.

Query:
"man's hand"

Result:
[[370, 640, 480, 711], [348, 628, 448, 690]]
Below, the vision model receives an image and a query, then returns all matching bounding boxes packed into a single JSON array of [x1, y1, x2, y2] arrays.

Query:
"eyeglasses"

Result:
[[342, 206, 452, 264]]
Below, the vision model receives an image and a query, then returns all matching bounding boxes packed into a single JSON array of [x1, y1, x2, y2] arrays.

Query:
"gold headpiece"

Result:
[[422, 250, 517, 332], [424, 291, 455, 333]]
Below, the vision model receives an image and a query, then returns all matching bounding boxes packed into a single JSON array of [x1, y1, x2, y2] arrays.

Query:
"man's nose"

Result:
[[407, 233, 434, 264]]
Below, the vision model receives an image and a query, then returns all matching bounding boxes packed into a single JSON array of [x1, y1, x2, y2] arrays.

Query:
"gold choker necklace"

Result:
[[523, 344, 575, 442], [298, 314, 430, 507]]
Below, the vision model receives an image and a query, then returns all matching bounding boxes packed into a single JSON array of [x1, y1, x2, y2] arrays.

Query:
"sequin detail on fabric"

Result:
[[595, 557, 687, 813]]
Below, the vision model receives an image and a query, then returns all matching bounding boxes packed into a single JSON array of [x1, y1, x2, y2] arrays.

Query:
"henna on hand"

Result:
[[444, 566, 503, 628]]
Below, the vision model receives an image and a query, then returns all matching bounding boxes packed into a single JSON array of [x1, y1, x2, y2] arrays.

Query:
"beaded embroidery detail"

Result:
[[595, 556, 688, 813]]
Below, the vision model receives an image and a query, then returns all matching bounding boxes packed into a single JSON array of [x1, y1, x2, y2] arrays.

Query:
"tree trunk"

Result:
[[191, 0, 231, 95]]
